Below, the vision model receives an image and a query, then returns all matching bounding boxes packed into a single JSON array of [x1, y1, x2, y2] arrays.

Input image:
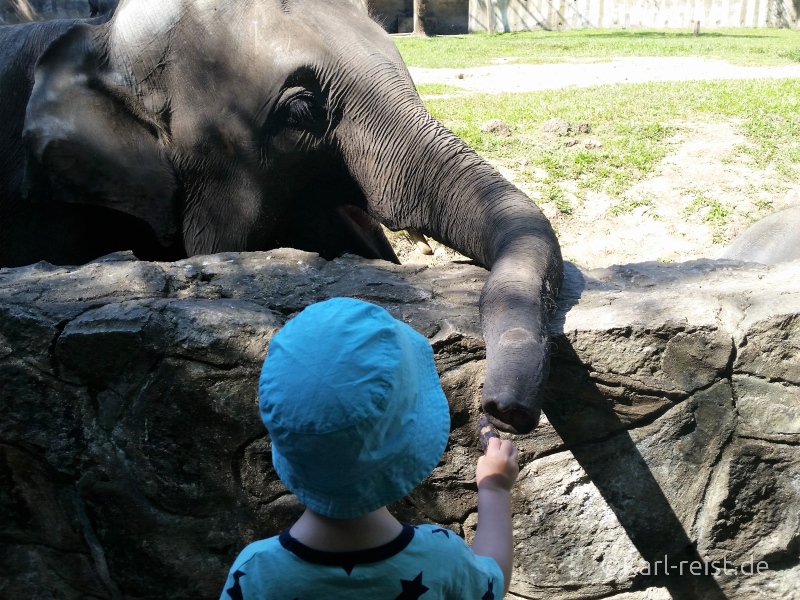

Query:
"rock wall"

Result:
[[1, 250, 798, 599]]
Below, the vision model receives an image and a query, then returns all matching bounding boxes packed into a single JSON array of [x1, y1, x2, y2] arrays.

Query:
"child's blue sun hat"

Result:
[[258, 297, 450, 519]]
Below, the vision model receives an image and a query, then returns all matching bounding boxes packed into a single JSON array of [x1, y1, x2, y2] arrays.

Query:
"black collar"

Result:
[[279, 522, 415, 573]]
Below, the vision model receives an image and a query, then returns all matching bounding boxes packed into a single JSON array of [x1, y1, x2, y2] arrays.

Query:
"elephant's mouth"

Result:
[[484, 406, 539, 435]]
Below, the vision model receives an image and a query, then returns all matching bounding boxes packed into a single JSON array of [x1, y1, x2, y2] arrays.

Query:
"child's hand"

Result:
[[476, 437, 519, 492]]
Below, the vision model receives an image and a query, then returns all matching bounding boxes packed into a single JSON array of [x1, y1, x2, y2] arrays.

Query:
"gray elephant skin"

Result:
[[0, 0, 563, 433], [88, 0, 118, 17], [719, 204, 800, 265]]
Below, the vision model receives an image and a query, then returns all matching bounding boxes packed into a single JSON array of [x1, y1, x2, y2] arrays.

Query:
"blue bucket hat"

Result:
[[258, 297, 450, 519]]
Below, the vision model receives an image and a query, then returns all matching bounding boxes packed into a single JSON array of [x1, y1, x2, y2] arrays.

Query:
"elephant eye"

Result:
[[276, 87, 327, 133]]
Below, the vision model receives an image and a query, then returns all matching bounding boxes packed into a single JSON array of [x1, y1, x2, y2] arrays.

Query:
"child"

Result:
[[220, 297, 519, 599]]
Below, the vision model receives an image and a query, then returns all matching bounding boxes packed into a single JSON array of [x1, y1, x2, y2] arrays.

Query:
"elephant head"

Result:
[[21, 0, 563, 433]]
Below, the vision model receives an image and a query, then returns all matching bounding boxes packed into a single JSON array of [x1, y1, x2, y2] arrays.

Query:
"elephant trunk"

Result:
[[339, 96, 563, 434]]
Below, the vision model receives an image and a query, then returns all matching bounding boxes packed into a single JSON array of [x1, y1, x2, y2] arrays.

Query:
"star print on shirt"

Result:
[[394, 572, 429, 599], [226, 570, 245, 600], [481, 578, 495, 600]]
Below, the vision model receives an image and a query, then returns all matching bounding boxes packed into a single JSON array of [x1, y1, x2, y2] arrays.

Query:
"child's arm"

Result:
[[471, 436, 519, 596]]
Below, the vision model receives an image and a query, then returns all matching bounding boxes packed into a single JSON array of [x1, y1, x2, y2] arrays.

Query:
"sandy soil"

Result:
[[391, 57, 800, 269], [407, 56, 800, 93]]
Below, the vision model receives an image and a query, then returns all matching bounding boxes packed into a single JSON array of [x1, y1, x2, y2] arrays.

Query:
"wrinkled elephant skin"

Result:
[[0, 0, 563, 432]]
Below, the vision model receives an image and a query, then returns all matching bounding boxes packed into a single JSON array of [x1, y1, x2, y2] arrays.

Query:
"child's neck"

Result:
[[289, 506, 403, 553]]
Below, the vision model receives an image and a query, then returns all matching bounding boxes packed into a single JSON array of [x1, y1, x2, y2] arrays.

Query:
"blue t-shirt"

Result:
[[220, 523, 503, 599]]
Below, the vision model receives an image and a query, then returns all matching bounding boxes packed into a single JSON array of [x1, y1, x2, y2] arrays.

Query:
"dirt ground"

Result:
[[392, 57, 800, 269]]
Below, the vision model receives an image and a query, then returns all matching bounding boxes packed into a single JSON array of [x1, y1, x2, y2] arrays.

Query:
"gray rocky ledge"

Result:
[[1, 249, 798, 599]]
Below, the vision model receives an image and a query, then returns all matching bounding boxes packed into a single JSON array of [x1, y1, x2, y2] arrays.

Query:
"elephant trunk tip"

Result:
[[482, 333, 550, 434], [483, 397, 540, 435]]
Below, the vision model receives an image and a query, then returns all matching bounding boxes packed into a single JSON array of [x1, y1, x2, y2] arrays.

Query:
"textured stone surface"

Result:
[[1, 250, 799, 599]]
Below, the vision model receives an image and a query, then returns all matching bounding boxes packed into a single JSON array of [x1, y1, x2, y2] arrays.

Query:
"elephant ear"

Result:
[[23, 23, 179, 249]]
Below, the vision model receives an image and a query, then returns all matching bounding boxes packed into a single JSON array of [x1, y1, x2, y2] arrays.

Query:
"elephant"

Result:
[[0, 0, 563, 434], [719, 205, 800, 265], [88, 0, 117, 17]]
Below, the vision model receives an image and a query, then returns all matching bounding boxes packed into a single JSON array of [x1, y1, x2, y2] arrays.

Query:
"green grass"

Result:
[[545, 184, 573, 214], [421, 78, 800, 199], [610, 193, 655, 215], [395, 30, 800, 224], [685, 193, 732, 242], [414, 83, 467, 96], [686, 193, 731, 222], [394, 29, 800, 68]]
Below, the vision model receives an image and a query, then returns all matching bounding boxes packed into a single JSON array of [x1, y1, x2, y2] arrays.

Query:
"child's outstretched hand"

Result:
[[476, 436, 519, 492], [473, 435, 519, 594]]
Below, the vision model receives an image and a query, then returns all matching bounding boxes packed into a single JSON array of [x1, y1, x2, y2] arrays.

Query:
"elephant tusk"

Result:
[[406, 228, 433, 255]]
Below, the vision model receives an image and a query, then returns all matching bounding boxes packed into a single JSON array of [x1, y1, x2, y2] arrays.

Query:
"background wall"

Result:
[[368, 0, 800, 33], [3, 0, 796, 32], [468, 0, 799, 32], [369, 0, 471, 33]]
